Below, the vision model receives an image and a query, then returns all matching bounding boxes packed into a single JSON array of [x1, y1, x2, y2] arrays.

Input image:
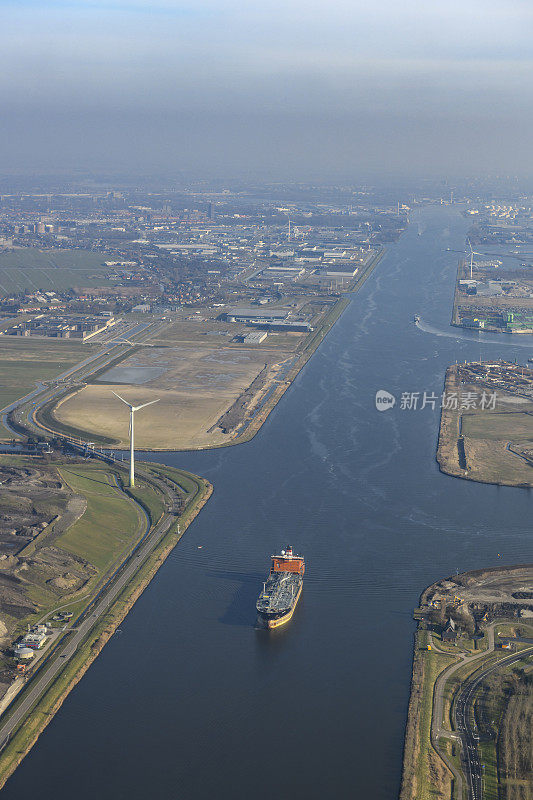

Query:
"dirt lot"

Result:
[[52, 344, 291, 448], [423, 565, 533, 616], [0, 462, 93, 633]]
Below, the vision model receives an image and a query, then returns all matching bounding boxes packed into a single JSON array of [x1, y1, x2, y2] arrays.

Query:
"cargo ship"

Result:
[[256, 546, 305, 629]]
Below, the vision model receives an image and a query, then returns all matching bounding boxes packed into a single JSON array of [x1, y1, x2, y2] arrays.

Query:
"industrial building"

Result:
[[17, 624, 49, 650], [2, 314, 117, 340], [222, 307, 313, 333], [237, 331, 268, 344], [247, 319, 313, 332], [260, 265, 306, 281], [222, 308, 288, 323]]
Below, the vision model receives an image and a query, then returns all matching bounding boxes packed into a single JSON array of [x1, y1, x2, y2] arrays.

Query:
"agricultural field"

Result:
[[462, 411, 533, 441], [0, 248, 112, 294]]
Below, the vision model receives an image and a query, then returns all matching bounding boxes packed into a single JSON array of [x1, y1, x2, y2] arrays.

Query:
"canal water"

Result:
[[4, 205, 533, 799]]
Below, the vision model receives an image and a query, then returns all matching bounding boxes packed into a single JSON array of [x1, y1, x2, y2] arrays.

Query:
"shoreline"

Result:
[[436, 365, 464, 481], [0, 465, 212, 791]]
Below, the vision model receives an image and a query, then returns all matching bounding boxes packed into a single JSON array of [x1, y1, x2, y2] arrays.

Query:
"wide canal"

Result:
[[4, 205, 533, 799]]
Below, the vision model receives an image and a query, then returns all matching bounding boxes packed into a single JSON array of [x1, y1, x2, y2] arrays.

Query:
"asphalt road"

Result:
[[453, 645, 533, 800], [430, 627, 496, 800]]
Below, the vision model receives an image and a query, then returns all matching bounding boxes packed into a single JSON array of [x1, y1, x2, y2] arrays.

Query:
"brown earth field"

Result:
[[50, 344, 294, 449]]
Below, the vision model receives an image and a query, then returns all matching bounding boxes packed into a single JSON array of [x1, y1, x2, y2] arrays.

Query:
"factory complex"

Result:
[[1, 313, 118, 340]]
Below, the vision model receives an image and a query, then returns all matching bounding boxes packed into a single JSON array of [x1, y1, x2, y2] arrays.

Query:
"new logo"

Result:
[[375, 390, 396, 412]]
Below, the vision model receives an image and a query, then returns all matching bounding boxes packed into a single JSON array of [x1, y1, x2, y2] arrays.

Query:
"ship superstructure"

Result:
[[256, 546, 304, 629]]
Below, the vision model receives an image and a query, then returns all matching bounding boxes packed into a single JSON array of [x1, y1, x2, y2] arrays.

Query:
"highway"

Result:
[[453, 645, 533, 800], [429, 627, 497, 800]]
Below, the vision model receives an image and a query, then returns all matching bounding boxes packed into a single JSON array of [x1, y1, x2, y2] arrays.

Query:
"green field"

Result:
[[0, 248, 112, 294], [57, 467, 144, 574], [462, 411, 533, 441], [0, 337, 95, 423]]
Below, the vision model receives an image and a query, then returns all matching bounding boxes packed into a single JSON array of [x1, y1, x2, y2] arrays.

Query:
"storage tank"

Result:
[[15, 647, 34, 660]]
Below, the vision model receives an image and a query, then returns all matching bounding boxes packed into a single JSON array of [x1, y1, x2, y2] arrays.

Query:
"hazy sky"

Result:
[[2, 0, 533, 180]]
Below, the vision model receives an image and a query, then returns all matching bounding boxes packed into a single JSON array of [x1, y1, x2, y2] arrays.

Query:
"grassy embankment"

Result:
[[0, 459, 211, 791], [400, 626, 459, 800], [7, 462, 152, 640], [450, 259, 463, 327], [437, 365, 533, 488], [58, 467, 144, 570]]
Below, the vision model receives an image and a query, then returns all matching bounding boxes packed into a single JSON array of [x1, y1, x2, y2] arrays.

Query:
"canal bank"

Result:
[[3, 205, 533, 800]]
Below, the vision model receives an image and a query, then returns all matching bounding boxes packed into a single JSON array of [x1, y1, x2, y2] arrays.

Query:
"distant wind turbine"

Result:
[[111, 392, 160, 487], [467, 239, 483, 279]]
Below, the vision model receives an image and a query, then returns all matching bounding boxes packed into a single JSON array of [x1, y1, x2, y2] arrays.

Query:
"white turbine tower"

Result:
[[111, 392, 159, 487], [467, 239, 483, 279]]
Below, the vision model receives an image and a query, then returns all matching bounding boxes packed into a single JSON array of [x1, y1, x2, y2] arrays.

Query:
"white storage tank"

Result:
[[15, 647, 34, 660]]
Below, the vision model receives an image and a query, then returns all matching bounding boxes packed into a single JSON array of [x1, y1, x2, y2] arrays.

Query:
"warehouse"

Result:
[[222, 308, 288, 323], [237, 331, 268, 344]]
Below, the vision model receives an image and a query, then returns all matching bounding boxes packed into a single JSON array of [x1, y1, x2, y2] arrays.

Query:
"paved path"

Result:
[[430, 626, 495, 800], [454, 644, 533, 800], [430, 626, 533, 800]]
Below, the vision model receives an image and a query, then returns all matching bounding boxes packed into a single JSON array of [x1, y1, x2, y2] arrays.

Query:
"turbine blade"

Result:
[[111, 390, 132, 407], [133, 399, 160, 412]]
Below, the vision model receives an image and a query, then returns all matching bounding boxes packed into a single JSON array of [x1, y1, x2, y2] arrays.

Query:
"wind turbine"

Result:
[[111, 392, 160, 487], [467, 239, 483, 279]]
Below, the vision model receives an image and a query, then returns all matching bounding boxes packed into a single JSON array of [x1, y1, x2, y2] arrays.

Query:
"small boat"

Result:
[[414, 314, 420, 324]]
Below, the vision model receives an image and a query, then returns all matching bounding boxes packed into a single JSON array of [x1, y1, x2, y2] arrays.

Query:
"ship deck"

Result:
[[256, 571, 302, 615]]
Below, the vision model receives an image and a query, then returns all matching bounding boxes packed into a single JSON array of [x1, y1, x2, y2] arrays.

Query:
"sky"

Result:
[[2, 0, 533, 180]]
